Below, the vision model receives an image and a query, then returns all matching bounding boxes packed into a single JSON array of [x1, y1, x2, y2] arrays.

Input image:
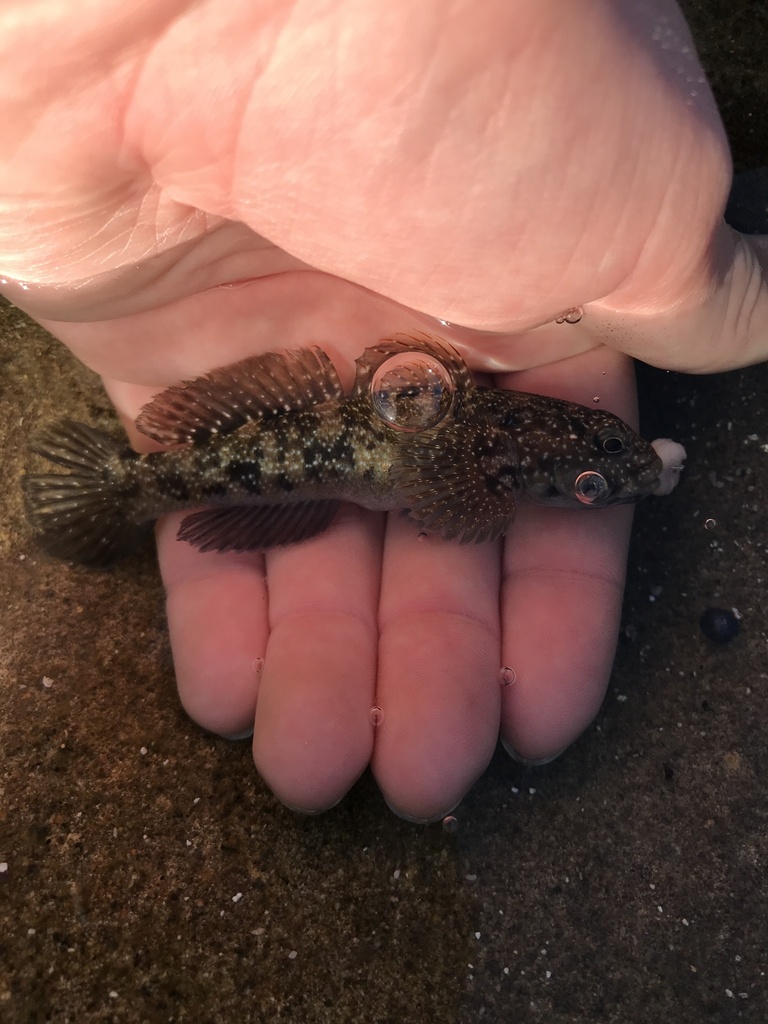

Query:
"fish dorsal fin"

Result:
[[177, 500, 340, 554], [391, 421, 519, 543], [136, 347, 343, 446], [352, 332, 472, 397]]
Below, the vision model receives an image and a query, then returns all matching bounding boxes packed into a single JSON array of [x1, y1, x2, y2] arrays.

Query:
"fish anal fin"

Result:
[[392, 422, 518, 543], [176, 500, 340, 554], [136, 347, 343, 446]]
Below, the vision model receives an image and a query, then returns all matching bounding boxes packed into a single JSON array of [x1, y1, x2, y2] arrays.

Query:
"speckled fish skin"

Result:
[[23, 333, 664, 567]]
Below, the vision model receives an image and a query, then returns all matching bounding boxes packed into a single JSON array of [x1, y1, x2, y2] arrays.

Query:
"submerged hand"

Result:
[[3, 0, 768, 819]]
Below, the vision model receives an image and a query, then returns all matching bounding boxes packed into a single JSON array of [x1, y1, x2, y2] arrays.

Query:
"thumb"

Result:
[[588, 214, 768, 374]]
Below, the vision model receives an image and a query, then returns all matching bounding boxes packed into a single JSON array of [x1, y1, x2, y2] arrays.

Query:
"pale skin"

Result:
[[3, 0, 768, 820]]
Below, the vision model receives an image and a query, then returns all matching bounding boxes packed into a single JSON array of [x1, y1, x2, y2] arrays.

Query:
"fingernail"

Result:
[[383, 797, 461, 825], [501, 738, 565, 767], [222, 728, 254, 741], [283, 795, 343, 816]]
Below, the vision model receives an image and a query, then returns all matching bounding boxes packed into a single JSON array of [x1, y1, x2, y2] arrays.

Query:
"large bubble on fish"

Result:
[[651, 438, 687, 495], [370, 353, 455, 432], [573, 470, 610, 505]]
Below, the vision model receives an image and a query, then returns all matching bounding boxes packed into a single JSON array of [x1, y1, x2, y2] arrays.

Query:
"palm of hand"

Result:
[[45, 266, 637, 821]]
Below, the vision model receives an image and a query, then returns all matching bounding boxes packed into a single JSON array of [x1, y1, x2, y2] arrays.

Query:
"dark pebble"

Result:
[[699, 607, 740, 644]]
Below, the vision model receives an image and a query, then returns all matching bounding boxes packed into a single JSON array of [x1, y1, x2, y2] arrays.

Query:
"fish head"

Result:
[[513, 404, 664, 509]]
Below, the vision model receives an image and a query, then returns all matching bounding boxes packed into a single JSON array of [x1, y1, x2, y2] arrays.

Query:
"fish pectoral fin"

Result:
[[351, 332, 473, 397], [176, 500, 340, 554], [391, 423, 518, 544], [136, 347, 344, 446]]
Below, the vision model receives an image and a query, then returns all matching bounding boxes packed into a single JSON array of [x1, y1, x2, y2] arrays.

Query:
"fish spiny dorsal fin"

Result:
[[136, 347, 343, 446], [352, 332, 472, 397], [391, 420, 519, 544]]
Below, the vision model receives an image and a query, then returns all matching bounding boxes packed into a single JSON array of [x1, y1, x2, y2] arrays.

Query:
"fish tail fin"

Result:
[[23, 420, 152, 568]]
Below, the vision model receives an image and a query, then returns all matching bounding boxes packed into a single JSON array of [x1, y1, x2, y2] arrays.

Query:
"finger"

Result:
[[372, 517, 501, 822], [496, 346, 637, 760], [252, 506, 383, 812], [499, 503, 632, 761], [156, 513, 269, 738]]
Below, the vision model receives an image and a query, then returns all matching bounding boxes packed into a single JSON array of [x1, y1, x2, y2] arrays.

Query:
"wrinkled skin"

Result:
[[2, 0, 767, 820]]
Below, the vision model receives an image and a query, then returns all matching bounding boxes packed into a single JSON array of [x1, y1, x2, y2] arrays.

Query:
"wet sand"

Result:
[[2, 4, 767, 1021]]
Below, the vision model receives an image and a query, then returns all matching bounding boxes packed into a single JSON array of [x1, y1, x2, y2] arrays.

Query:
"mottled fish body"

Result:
[[23, 334, 676, 568]]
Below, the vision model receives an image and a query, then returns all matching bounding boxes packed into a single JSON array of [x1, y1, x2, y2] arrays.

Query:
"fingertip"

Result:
[[251, 624, 375, 811], [166, 579, 265, 737], [253, 739, 371, 815], [372, 723, 496, 824], [371, 614, 500, 822], [156, 515, 269, 737], [498, 575, 621, 761], [383, 796, 461, 825]]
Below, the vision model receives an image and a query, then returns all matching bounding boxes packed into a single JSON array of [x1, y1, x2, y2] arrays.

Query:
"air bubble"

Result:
[[442, 815, 460, 834], [370, 353, 455, 432], [574, 470, 609, 505], [369, 706, 385, 727], [592, 396, 600, 404], [555, 306, 583, 325], [252, 657, 264, 674], [499, 666, 517, 687], [704, 518, 717, 530]]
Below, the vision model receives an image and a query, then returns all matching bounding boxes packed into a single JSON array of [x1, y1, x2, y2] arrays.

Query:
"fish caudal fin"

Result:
[[23, 420, 152, 568]]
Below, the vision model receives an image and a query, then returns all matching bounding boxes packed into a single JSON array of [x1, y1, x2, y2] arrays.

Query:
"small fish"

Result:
[[23, 333, 671, 568]]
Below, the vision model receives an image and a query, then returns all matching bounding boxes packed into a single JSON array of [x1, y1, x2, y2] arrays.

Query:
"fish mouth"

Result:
[[615, 453, 665, 503]]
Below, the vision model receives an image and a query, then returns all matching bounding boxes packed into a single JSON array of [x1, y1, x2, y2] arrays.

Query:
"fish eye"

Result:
[[596, 427, 629, 455], [574, 470, 610, 505]]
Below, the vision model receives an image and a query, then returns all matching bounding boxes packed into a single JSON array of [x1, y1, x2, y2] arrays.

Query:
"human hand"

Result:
[[3, 0, 767, 819]]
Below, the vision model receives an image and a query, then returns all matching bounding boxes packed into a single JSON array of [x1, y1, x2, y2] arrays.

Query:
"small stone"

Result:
[[699, 607, 740, 644]]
